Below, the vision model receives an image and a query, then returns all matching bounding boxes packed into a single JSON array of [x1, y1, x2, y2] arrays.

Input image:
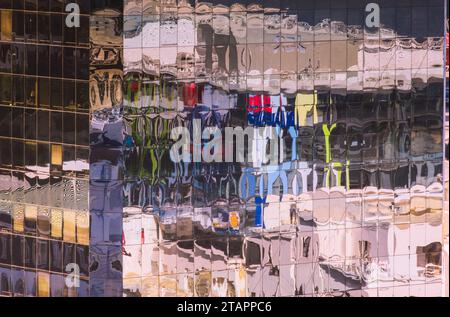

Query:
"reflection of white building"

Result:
[[124, 16, 445, 92]]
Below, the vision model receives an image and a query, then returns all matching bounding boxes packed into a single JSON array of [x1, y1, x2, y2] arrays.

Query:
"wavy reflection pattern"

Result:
[[120, 0, 446, 297]]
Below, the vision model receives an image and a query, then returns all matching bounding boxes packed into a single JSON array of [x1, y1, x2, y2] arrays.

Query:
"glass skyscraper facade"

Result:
[[0, 0, 90, 296], [0, 0, 448, 297]]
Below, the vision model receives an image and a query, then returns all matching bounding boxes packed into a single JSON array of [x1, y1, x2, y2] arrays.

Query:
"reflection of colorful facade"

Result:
[[118, 0, 447, 298]]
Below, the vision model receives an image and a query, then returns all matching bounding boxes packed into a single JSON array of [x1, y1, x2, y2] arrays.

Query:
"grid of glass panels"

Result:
[[88, 0, 124, 297], [0, 0, 90, 297], [122, 0, 446, 297]]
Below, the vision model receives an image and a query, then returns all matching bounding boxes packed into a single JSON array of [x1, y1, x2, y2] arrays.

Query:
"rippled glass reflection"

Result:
[[120, 0, 446, 298]]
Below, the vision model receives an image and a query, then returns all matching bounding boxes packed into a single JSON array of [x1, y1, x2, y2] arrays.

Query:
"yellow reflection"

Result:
[[51, 208, 63, 239], [37, 272, 50, 297], [64, 209, 76, 243], [51, 144, 63, 166], [0, 11, 12, 41], [76, 210, 89, 245], [12, 204, 24, 233]]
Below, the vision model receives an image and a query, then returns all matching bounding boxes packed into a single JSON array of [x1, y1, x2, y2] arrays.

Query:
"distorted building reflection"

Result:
[[120, 0, 446, 297]]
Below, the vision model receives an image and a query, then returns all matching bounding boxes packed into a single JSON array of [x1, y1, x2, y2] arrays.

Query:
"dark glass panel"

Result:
[[51, 79, 63, 109], [49, 240, 62, 272], [37, 110, 50, 141], [0, 106, 11, 137], [24, 237, 36, 268], [38, 78, 51, 108], [76, 114, 89, 146], [50, 111, 63, 142], [50, 13, 63, 43], [24, 108, 36, 139], [63, 112, 76, 144], [24, 13, 37, 41], [37, 239, 49, 270], [37, 13, 51, 42]]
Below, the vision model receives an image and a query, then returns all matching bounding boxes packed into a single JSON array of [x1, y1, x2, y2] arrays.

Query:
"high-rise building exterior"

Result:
[[0, 0, 448, 297], [0, 0, 90, 296]]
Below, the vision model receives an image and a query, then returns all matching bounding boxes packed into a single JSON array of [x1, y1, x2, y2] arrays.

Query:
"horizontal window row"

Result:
[[0, 172, 89, 209], [0, 10, 89, 45], [0, 234, 88, 275], [0, 44, 89, 79], [0, 0, 90, 14], [121, 159, 443, 191], [0, 108, 89, 145], [0, 76, 89, 111], [122, 44, 445, 79], [120, 79, 445, 109], [122, 5, 445, 46], [0, 267, 89, 297], [0, 140, 89, 176], [117, 235, 442, 264], [123, 0, 445, 14], [122, 278, 442, 298]]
